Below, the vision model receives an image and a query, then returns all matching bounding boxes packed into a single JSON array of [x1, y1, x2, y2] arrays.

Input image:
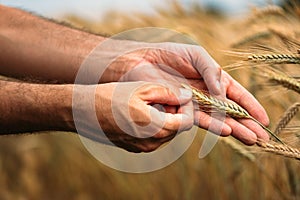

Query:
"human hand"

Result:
[[91, 41, 270, 145], [74, 81, 193, 153]]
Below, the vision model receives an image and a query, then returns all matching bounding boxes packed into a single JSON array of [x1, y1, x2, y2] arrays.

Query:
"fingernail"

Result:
[[179, 88, 192, 99], [248, 132, 258, 145]]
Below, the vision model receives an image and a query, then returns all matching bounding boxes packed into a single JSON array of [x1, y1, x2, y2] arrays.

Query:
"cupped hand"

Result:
[[75, 81, 193, 153], [103, 42, 270, 145]]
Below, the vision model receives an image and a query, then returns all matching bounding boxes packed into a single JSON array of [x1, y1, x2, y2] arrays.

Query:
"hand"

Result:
[[93, 41, 270, 145], [0, 7, 269, 146], [73, 82, 193, 153]]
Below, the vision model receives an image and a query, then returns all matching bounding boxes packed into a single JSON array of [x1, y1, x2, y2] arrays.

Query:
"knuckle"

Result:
[[164, 87, 174, 98]]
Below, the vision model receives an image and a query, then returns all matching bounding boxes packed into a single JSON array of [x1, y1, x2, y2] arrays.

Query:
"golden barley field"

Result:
[[1, 1, 300, 200]]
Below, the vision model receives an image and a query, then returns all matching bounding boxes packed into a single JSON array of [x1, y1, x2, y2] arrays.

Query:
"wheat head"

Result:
[[247, 54, 300, 64], [181, 84, 251, 118], [262, 68, 300, 94], [274, 103, 300, 135], [181, 83, 284, 144], [257, 140, 300, 160]]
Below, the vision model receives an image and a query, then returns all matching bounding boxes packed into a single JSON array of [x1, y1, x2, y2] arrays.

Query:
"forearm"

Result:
[[0, 80, 75, 134], [0, 5, 104, 83]]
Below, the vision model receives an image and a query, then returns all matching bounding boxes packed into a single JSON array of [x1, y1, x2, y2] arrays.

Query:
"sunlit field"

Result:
[[0, 1, 299, 199]]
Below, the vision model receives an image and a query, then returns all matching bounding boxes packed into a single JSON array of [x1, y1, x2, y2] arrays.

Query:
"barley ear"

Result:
[[181, 83, 285, 144]]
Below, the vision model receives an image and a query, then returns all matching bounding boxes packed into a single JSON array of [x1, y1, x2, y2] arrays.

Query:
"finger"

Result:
[[130, 83, 193, 139], [151, 102, 194, 138], [194, 110, 232, 136], [141, 84, 192, 106], [189, 46, 223, 96], [152, 104, 178, 114], [151, 44, 223, 95], [176, 99, 194, 131], [224, 72, 270, 126], [237, 119, 270, 142], [152, 112, 193, 138], [163, 105, 177, 114], [224, 117, 269, 145]]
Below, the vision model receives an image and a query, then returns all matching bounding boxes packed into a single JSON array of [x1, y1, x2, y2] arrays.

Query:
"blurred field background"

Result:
[[1, 0, 300, 199]]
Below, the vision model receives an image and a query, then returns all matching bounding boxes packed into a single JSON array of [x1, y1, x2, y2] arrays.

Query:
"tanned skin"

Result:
[[0, 5, 270, 152]]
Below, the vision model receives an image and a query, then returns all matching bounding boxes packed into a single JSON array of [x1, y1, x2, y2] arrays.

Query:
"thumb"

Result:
[[143, 85, 192, 106]]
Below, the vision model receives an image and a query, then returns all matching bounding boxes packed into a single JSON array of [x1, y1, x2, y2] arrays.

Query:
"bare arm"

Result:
[[0, 5, 103, 83], [0, 79, 193, 152], [0, 80, 74, 134], [0, 5, 270, 146]]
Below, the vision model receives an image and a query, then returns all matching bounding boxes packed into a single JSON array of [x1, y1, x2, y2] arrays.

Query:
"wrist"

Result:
[[72, 83, 124, 142], [47, 84, 76, 132], [24, 83, 75, 133]]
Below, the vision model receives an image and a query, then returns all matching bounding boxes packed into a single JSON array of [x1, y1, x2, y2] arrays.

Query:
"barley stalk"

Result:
[[181, 83, 284, 144], [247, 54, 300, 64], [257, 140, 300, 160], [274, 103, 300, 135]]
